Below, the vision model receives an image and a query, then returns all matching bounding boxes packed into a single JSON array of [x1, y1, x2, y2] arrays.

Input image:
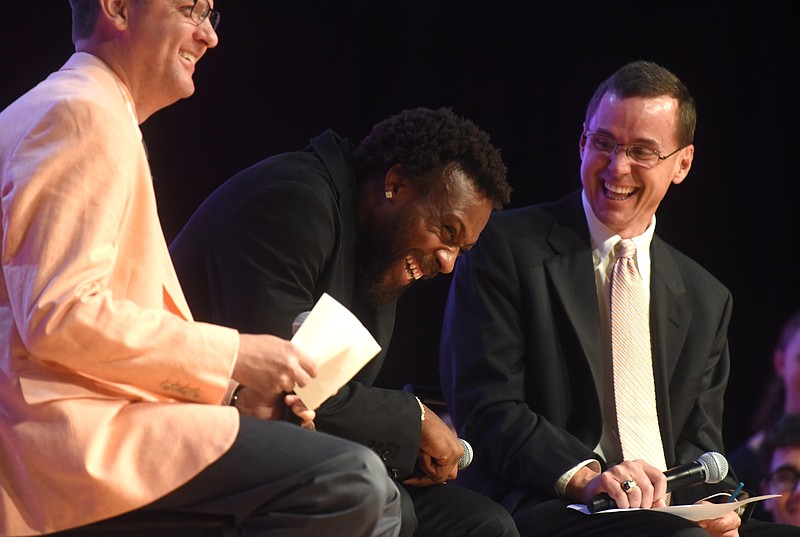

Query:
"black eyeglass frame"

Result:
[[767, 464, 800, 493], [189, 0, 220, 30]]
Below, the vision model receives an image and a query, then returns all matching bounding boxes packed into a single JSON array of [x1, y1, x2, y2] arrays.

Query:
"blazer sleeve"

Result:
[[2, 88, 237, 404]]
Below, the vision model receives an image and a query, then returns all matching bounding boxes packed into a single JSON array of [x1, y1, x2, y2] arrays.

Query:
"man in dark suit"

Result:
[[170, 107, 519, 537], [439, 61, 800, 536]]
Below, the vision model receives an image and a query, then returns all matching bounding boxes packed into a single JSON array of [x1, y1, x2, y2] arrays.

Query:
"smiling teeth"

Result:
[[179, 51, 197, 64], [605, 182, 635, 195], [405, 256, 422, 280]]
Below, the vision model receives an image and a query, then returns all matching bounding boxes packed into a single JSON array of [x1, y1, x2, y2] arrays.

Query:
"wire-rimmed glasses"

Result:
[[583, 131, 684, 169]]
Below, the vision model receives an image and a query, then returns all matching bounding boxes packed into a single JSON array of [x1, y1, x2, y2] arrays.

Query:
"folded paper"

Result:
[[291, 293, 381, 410]]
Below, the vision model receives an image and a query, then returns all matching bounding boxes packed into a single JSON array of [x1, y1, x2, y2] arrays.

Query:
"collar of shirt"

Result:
[[580, 189, 656, 287]]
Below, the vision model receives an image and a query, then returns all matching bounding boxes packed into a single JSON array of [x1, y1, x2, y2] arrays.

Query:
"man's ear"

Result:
[[578, 123, 588, 160], [383, 163, 408, 199], [671, 144, 694, 185], [99, 0, 130, 30]]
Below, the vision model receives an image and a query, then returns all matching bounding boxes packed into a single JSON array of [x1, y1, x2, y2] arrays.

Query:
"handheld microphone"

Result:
[[586, 451, 729, 513], [458, 438, 474, 470], [292, 311, 311, 335]]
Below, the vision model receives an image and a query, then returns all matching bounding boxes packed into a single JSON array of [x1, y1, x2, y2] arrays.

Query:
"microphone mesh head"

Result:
[[697, 451, 729, 483], [458, 438, 474, 470]]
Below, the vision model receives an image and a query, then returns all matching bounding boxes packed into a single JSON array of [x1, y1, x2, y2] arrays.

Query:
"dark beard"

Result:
[[355, 205, 417, 307], [356, 262, 407, 307]]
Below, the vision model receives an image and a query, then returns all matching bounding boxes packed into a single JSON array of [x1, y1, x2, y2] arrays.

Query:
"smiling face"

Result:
[[118, 0, 219, 119], [579, 92, 694, 238], [356, 164, 493, 306], [763, 448, 800, 526]]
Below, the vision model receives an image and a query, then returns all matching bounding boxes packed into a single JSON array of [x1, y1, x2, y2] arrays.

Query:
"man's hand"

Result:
[[233, 333, 317, 395], [566, 460, 668, 509], [284, 393, 315, 429], [403, 402, 463, 487], [697, 503, 741, 537], [232, 388, 316, 428]]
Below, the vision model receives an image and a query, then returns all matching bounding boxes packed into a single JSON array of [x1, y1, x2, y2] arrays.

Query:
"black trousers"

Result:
[[399, 483, 520, 537], [511, 498, 800, 537], [52, 416, 402, 537]]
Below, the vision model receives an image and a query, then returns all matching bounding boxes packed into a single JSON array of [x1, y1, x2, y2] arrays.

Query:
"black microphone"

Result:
[[586, 451, 729, 513]]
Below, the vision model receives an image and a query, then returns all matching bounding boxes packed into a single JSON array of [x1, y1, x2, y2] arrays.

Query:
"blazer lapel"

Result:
[[649, 237, 690, 384], [545, 193, 604, 384]]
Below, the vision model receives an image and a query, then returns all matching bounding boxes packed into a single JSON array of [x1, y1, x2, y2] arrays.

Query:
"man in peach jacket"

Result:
[[0, 1, 401, 536]]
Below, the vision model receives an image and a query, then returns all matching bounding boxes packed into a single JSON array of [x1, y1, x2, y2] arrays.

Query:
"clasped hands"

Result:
[[568, 460, 741, 537]]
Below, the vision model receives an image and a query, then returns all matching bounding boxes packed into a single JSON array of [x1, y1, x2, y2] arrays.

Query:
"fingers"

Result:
[[417, 410, 462, 483], [594, 460, 666, 509], [290, 345, 318, 388], [300, 420, 316, 431], [641, 461, 668, 503], [284, 394, 316, 423], [233, 389, 318, 426], [402, 475, 439, 487], [276, 340, 316, 391], [418, 452, 458, 483], [235, 334, 317, 394], [697, 505, 741, 537]]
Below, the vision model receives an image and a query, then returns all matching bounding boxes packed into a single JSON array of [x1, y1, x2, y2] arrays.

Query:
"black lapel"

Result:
[[545, 192, 604, 385]]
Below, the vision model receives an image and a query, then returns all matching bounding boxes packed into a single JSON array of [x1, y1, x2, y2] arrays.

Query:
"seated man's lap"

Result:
[[512, 498, 706, 537], [405, 483, 519, 537]]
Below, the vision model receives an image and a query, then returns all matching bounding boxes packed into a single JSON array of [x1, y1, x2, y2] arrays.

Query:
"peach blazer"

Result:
[[0, 53, 241, 535]]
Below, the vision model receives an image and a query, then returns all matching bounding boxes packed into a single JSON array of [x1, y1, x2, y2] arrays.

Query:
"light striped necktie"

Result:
[[610, 239, 667, 474]]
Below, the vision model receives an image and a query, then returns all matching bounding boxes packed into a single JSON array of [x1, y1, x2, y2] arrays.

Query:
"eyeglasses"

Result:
[[187, 0, 220, 30], [583, 131, 684, 169], [767, 465, 800, 493]]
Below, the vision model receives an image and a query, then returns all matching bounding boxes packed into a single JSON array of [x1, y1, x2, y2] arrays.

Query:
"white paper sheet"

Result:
[[291, 293, 381, 410], [568, 494, 781, 521]]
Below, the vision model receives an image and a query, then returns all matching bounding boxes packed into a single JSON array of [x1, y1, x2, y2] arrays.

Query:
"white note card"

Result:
[[568, 494, 781, 522], [291, 293, 381, 410]]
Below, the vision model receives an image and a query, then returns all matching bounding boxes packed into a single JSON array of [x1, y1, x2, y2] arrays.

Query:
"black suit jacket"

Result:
[[440, 190, 737, 509], [170, 130, 421, 477]]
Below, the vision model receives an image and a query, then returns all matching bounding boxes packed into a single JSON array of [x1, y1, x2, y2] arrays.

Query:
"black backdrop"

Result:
[[3, 1, 798, 453]]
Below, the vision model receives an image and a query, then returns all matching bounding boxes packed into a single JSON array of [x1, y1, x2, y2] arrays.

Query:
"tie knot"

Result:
[[616, 239, 637, 260]]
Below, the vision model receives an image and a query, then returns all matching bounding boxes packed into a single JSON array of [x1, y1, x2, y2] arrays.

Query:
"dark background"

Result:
[[3, 1, 798, 452]]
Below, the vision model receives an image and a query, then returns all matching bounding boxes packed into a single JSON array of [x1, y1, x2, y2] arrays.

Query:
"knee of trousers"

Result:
[[327, 444, 399, 510]]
